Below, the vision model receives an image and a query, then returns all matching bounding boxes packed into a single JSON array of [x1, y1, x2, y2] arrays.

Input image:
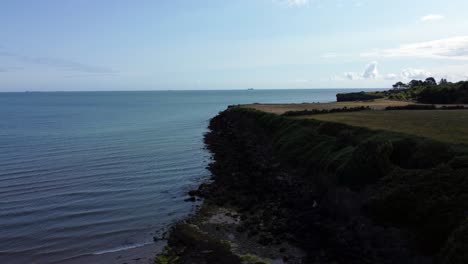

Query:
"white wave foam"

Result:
[[91, 242, 153, 255]]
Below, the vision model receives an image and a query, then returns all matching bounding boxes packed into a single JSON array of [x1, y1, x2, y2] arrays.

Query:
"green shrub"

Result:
[[337, 140, 393, 187]]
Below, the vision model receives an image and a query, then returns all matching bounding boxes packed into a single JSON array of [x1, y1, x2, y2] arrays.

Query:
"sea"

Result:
[[0, 89, 372, 263]]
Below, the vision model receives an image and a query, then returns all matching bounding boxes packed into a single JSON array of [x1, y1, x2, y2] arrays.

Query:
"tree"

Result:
[[409, 80, 424, 88], [440, 78, 448, 85], [392, 81, 408, 89], [425, 77, 437, 85]]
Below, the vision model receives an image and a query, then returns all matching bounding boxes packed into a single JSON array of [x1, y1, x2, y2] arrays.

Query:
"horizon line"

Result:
[[0, 87, 388, 93]]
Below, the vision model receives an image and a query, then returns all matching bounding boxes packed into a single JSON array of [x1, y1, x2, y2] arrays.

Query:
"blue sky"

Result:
[[2, 0, 468, 91]]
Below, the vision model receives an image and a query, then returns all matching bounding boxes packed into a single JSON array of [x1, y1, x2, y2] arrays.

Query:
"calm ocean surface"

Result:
[[0, 89, 372, 263]]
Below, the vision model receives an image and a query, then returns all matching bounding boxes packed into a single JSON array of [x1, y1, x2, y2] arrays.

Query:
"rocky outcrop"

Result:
[[336, 91, 384, 102]]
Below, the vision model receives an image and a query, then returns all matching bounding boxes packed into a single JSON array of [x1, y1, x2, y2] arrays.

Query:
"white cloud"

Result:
[[344, 72, 361, 80], [281, 0, 309, 6], [337, 62, 468, 83], [384, 73, 398, 80], [420, 14, 444, 22], [362, 61, 378, 79], [419, 64, 468, 82], [389, 66, 468, 82], [400, 68, 432, 79], [385, 66, 468, 82], [341, 63, 434, 82], [361, 36, 468, 60], [344, 61, 379, 80]]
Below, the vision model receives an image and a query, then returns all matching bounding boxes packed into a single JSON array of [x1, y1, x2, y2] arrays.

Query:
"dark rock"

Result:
[[188, 190, 200, 196], [184, 197, 196, 202], [336, 91, 383, 102]]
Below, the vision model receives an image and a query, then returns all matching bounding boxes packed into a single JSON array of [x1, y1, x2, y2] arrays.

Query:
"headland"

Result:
[[157, 80, 468, 264]]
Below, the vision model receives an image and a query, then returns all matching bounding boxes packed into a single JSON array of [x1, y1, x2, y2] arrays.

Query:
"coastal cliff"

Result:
[[158, 107, 468, 264]]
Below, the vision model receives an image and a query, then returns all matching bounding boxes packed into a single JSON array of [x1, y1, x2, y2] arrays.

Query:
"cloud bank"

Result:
[[342, 61, 437, 82], [400, 68, 432, 79], [340, 61, 467, 84], [361, 36, 468, 60]]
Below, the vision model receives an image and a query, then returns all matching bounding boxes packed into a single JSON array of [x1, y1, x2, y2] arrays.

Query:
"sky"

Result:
[[1, 0, 468, 91]]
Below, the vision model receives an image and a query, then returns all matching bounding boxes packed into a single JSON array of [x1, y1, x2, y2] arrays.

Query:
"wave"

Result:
[[91, 242, 153, 255]]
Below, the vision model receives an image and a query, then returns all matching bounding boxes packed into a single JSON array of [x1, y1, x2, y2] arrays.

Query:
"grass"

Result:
[[302, 110, 468, 145], [241, 99, 468, 145], [241, 99, 412, 114]]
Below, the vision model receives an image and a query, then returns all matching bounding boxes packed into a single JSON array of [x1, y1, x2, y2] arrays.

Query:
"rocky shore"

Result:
[[157, 107, 468, 264]]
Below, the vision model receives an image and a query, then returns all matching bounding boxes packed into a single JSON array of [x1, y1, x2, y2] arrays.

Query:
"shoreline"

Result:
[[62, 241, 166, 264]]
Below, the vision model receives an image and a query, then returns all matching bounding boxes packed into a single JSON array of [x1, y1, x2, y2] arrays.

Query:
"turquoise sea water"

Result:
[[0, 89, 373, 263]]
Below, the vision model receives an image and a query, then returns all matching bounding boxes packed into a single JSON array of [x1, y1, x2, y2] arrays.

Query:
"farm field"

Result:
[[305, 110, 468, 145]]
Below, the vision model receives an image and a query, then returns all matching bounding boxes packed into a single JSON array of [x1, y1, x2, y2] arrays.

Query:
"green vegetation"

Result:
[[385, 104, 437, 110], [217, 108, 468, 262], [303, 110, 468, 145], [241, 98, 411, 114], [162, 104, 468, 263], [337, 78, 468, 104], [385, 104, 467, 110], [282, 106, 370, 116], [161, 222, 243, 264], [155, 249, 180, 264], [239, 254, 270, 264], [389, 79, 468, 103]]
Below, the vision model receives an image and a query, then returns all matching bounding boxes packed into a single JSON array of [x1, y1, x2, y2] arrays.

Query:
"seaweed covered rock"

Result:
[[164, 223, 241, 264]]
